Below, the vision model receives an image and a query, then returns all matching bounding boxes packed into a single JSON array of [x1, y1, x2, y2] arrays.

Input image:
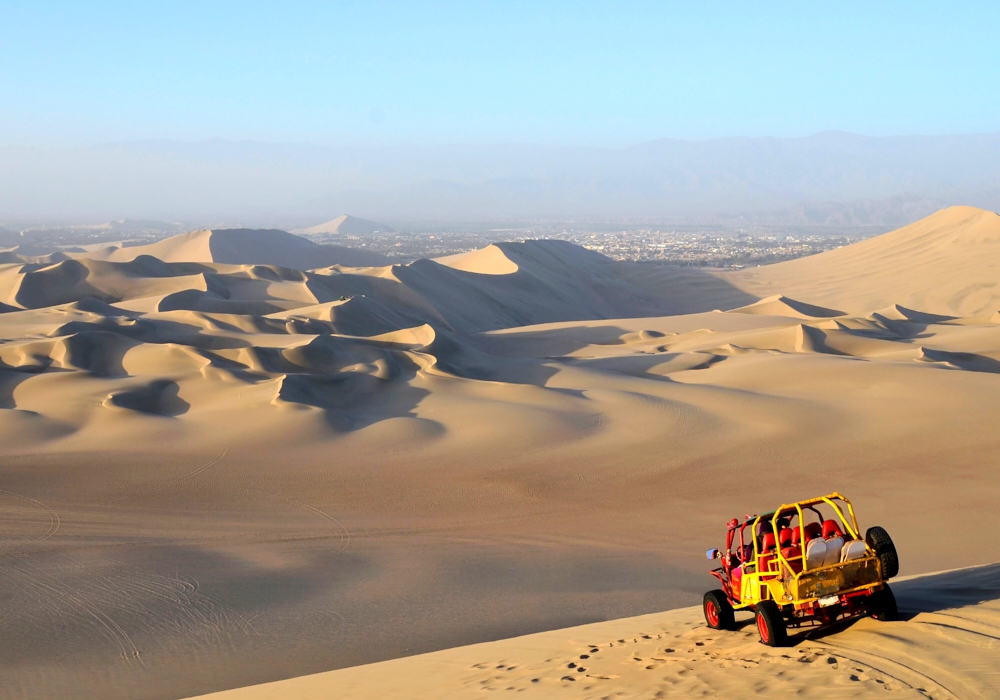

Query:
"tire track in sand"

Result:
[[0, 488, 61, 542], [104, 448, 228, 504], [0, 559, 145, 666], [280, 497, 351, 553]]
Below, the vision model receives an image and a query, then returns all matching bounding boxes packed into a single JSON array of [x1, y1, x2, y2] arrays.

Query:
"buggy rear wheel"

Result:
[[703, 589, 735, 630], [871, 584, 898, 621], [865, 526, 899, 579], [754, 600, 788, 647]]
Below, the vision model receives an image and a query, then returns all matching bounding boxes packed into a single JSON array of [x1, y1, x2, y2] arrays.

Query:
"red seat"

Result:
[[781, 526, 803, 573], [781, 545, 802, 557], [758, 532, 778, 572], [822, 519, 844, 539], [781, 546, 803, 573], [790, 522, 823, 545], [761, 533, 776, 553]]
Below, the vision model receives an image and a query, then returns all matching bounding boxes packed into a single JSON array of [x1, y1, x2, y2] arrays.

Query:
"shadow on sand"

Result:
[[891, 561, 1000, 619]]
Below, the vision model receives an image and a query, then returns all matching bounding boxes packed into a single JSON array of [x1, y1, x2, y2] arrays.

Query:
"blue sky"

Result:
[[2, 1, 998, 147]]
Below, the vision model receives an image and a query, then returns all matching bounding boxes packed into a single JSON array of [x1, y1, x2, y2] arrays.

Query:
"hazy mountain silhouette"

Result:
[[3, 132, 999, 222]]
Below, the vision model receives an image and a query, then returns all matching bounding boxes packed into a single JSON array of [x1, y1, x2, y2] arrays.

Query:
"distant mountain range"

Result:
[[738, 194, 946, 227], [2, 132, 999, 224]]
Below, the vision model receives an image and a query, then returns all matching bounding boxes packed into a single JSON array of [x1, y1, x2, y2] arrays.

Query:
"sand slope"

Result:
[[189, 563, 1000, 700], [294, 214, 395, 235], [728, 206, 1000, 316]]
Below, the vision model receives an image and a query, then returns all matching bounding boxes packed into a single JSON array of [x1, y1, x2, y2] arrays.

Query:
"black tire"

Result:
[[754, 600, 788, 647], [703, 589, 736, 630], [865, 526, 899, 579], [871, 584, 898, 621]]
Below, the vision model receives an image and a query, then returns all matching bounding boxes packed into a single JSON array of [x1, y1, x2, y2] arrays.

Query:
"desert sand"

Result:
[[1, 206, 999, 699], [191, 563, 1000, 699]]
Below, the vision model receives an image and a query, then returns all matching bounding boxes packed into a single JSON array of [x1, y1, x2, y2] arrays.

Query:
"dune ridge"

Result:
[[1, 237, 734, 330]]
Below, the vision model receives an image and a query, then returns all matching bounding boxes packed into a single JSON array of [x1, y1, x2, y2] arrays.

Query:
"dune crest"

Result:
[[94, 228, 391, 268], [434, 244, 520, 275], [728, 294, 844, 319], [293, 214, 394, 235]]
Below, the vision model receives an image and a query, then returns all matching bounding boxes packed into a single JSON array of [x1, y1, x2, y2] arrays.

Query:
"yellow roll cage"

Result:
[[756, 491, 863, 570], [735, 492, 883, 608]]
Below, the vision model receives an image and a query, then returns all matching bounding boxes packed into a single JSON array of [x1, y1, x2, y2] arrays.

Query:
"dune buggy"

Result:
[[703, 492, 899, 646]]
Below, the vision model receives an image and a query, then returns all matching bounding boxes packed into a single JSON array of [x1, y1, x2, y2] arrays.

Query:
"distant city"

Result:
[[305, 224, 888, 268], [1, 220, 890, 269]]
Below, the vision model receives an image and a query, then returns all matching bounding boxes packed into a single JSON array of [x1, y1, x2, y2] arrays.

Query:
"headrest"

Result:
[[822, 519, 844, 539], [762, 533, 776, 553], [804, 522, 823, 542], [791, 527, 802, 545], [778, 528, 793, 547]]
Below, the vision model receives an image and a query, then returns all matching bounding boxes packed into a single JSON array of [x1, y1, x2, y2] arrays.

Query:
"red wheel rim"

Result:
[[757, 612, 769, 643], [706, 600, 719, 627]]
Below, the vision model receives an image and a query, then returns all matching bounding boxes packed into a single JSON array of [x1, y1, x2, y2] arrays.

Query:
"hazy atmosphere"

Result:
[[2, 3, 999, 700], [3, 2, 1000, 226], [5, 133, 1000, 224]]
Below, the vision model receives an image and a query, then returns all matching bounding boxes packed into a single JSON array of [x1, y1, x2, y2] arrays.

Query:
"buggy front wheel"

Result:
[[703, 590, 735, 630], [755, 600, 788, 647]]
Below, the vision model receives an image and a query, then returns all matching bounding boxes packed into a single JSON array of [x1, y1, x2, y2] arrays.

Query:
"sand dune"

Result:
[[434, 243, 521, 274], [0, 227, 391, 268], [1, 207, 999, 699], [728, 206, 1000, 315], [0, 235, 721, 327], [293, 214, 395, 235], [96, 227, 391, 268], [265, 296, 425, 337]]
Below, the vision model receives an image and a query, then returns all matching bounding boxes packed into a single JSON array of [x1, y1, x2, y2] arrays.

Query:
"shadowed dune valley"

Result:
[[2, 207, 1000, 700]]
